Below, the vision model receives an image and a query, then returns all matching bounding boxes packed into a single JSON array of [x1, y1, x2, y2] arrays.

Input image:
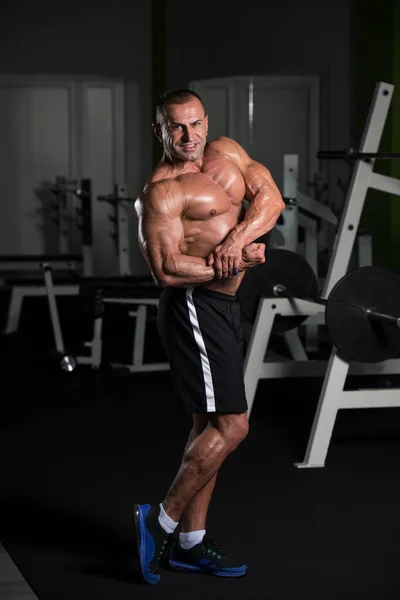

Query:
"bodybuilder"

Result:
[[133, 88, 285, 584]]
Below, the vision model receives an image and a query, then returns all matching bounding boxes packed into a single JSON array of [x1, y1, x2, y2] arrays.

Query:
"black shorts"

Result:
[[157, 286, 248, 415]]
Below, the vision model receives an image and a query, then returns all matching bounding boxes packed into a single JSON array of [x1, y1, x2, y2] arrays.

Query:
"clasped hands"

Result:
[[206, 240, 266, 279]]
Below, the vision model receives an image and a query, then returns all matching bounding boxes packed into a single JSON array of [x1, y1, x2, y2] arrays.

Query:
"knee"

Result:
[[232, 415, 249, 447]]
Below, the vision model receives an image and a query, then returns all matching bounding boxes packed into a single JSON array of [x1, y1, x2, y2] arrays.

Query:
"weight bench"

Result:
[[42, 266, 169, 373], [3, 272, 81, 334], [0, 254, 83, 285], [0, 254, 82, 275]]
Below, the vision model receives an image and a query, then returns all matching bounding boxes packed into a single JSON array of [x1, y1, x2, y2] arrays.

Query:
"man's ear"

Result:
[[205, 115, 209, 137], [152, 123, 162, 141]]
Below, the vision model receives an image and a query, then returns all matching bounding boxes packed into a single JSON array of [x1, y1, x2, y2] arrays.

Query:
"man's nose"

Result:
[[182, 127, 194, 142]]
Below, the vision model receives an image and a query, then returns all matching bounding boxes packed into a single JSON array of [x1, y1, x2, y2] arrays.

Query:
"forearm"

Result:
[[230, 191, 284, 247], [160, 253, 215, 287]]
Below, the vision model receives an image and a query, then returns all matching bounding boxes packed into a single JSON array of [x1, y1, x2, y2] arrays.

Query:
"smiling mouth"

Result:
[[180, 144, 197, 151]]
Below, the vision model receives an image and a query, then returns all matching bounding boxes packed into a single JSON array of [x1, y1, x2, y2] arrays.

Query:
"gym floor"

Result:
[[1, 295, 400, 600]]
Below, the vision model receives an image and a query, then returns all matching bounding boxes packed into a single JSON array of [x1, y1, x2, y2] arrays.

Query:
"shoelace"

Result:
[[202, 537, 225, 560]]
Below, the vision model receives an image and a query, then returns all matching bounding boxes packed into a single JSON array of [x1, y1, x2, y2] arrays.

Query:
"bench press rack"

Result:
[[244, 81, 400, 467]]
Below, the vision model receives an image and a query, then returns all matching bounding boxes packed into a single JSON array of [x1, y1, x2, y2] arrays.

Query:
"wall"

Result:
[[352, 0, 400, 269], [391, 1, 400, 268], [164, 0, 353, 211], [352, 0, 393, 268], [0, 0, 152, 274]]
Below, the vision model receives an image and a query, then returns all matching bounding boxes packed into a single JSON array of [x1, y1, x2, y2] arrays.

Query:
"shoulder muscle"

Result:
[[208, 136, 251, 168], [136, 179, 184, 219]]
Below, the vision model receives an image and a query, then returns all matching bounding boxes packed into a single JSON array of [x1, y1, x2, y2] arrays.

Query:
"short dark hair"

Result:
[[155, 88, 206, 124]]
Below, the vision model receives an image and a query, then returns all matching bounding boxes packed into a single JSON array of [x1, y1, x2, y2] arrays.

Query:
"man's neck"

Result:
[[162, 152, 203, 171]]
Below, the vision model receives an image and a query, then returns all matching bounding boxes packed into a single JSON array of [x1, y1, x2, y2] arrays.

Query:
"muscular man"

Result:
[[133, 89, 284, 584]]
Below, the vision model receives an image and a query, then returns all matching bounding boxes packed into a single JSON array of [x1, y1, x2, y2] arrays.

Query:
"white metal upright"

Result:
[[297, 82, 400, 467], [323, 82, 394, 297], [245, 82, 400, 468]]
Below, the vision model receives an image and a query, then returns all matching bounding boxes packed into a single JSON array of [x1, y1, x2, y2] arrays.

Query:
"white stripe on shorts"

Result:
[[185, 288, 216, 412]]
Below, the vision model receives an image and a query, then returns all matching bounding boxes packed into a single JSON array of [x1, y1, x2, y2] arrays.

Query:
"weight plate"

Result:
[[326, 266, 400, 363], [238, 249, 319, 333]]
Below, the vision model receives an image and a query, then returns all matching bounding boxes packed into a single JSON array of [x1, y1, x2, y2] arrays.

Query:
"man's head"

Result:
[[153, 89, 208, 163]]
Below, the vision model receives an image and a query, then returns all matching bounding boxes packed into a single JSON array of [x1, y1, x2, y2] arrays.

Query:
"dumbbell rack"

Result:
[[51, 176, 93, 276], [245, 81, 400, 467], [97, 184, 133, 276]]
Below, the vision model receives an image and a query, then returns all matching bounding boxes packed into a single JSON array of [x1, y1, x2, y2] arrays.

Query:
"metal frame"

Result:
[[244, 297, 326, 412], [115, 184, 131, 276], [244, 81, 400, 468], [4, 265, 168, 374], [0, 256, 81, 273], [74, 298, 169, 373], [75, 178, 94, 277], [99, 298, 169, 373], [99, 183, 133, 276], [323, 82, 396, 296], [3, 281, 79, 334], [244, 297, 400, 409], [295, 350, 400, 469], [52, 176, 73, 255], [0, 175, 94, 282], [297, 81, 400, 468]]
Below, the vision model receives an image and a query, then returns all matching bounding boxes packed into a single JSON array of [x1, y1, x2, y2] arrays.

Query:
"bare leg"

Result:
[[180, 474, 217, 533], [162, 412, 248, 524], [180, 415, 218, 533]]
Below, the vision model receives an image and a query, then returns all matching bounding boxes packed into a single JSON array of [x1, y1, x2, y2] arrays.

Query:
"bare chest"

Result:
[[179, 157, 246, 221]]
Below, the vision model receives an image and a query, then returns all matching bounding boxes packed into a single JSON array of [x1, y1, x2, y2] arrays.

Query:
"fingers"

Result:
[[214, 254, 238, 278], [213, 254, 223, 279], [218, 255, 230, 279], [228, 255, 235, 278], [232, 253, 241, 275], [211, 243, 244, 278]]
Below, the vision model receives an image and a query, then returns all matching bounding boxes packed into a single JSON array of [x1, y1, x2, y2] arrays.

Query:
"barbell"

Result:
[[317, 148, 400, 161], [237, 249, 400, 364]]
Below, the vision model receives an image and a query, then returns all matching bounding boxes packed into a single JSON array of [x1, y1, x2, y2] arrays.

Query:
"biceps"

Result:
[[243, 161, 281, 200], [139, 215, 184, 276]]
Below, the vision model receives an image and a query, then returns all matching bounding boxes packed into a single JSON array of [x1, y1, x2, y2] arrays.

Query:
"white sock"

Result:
[[179, 529, 206, 550], [158, 503, 178, 534]]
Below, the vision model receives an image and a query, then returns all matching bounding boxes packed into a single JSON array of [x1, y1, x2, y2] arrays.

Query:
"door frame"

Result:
[[0, 74, 126, 183], [190, 74, 320, 189]]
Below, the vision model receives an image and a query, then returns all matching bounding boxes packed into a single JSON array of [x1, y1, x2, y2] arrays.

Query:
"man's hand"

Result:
[[206, 239, 244, 279], [207, 241, 266, 278], [239, 242, 266, 271]]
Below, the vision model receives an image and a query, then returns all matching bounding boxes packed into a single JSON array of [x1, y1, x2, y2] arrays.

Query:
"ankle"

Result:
[[161, 499, 182, 524], [158, 503, 178, 534], [179, 529, 206, 549], [180, 520, 206, 534]]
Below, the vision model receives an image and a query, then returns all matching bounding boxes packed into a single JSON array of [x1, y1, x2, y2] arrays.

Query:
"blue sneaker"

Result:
[[169, 535, 247, 578], [132, 504, 170, 584]]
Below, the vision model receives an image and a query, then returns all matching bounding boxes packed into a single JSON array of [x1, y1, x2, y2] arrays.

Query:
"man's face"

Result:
[[154, 97, 208, 163]]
